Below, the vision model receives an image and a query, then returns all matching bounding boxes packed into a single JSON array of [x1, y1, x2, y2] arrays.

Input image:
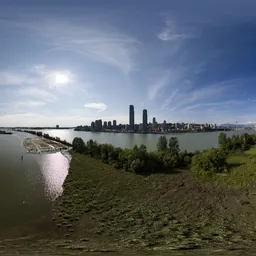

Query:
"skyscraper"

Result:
[[142, 109, 148, 133], [129, 105, 135, 132], [113, 120, 117, 129]]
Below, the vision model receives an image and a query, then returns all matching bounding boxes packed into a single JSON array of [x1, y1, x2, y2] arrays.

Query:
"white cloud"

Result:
[[18, 87, 58, 102], [148, 72, 170, 100], [21, 21, 139, 74], [182, 100, 244, 111], [83, 102, 107, 111], [0, 71, 35, 86], [15, 100, 46, 107], [158, 19, 194, 41]]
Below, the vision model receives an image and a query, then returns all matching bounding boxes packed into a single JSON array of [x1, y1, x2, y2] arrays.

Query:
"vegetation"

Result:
[[71, 135, 197, 174], [71, 132, 256, 178], [191, 148, 227, 176]]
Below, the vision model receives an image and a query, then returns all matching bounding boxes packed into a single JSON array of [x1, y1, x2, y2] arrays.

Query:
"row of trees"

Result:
[[72, 136, 196, 173], [191, 132, 256, 177], [73, 132, 256, 176], [218, 132, 256, 152]]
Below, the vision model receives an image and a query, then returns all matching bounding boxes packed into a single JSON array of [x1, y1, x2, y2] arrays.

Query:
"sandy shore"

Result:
[[23, 137, 69, 154]]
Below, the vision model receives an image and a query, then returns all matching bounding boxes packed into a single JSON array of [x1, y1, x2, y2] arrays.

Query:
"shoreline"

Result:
[[23, 137, 69, 154]]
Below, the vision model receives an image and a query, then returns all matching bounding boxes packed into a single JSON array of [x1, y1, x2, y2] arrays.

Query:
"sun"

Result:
[[54, 72, 69, 84]]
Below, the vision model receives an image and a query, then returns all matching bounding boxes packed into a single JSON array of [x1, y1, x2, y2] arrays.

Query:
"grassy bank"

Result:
[[52, 151, 256, 252]]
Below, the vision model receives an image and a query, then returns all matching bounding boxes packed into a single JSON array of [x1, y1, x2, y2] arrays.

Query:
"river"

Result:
[[32, 129, 256, 152], [0, 131, 70, 240]]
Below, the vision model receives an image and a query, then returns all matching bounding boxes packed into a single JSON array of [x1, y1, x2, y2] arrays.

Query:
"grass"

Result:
[[209, 146, 256, 188], [52, 152, 256, 251]]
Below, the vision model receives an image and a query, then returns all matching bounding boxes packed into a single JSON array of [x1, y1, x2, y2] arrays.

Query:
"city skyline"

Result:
[[0, 1, 256, 126]]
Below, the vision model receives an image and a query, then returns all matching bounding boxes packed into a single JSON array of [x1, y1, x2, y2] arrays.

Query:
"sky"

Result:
[[0, 0, 256, 127]]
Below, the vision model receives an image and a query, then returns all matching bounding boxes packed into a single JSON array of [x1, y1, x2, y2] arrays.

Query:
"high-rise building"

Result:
[[142, 109, 148, 133], [113, 120, 117, 129], [104, 121, 107, 129], [108, 121, 112, 129], [152, 117, 157, 130], [129, 105, 135, 132], [162, 120, 167, 131], [99, 119, 102, 130], [91, 121, 95, 130]]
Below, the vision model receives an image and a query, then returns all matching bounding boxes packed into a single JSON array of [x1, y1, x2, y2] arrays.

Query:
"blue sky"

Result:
[[0, 0, 256, 126]]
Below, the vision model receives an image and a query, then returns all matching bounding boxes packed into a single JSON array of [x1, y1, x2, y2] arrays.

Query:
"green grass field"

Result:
[[51, 152, 256, 252], [209, 146, 256, 188]]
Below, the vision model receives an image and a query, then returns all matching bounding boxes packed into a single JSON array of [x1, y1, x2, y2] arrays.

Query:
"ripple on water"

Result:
[[37, 152, 70, 200]]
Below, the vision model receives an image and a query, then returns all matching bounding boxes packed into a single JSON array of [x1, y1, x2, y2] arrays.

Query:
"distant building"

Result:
[[91, 121, 95, 130], [113, 120, 117, 129], [56, 125, 59, 129], [99, 119, 102, 130], [129, 105, 135, 132], [95, 120, 102, 131], [108, 121, 112, 129], [152, 117, 157, 130], [104, 121, 107, 129], [139, 123, 143, 131], [162, 120, 167, 131], [142, 109, 148, 133]]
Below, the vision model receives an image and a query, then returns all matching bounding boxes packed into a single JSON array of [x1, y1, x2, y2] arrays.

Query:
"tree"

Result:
[[72, 137, 85, 153], [168, 137, 180, 156], [157, 136, 168, 152], [218, 132, 227, 149], [191, 148, 227, 176]]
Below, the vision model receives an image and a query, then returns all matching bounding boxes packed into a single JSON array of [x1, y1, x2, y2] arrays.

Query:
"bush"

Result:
[[72, 137, 85, 153], [191, 148, 227, 176], [157, 136, 168, 152]]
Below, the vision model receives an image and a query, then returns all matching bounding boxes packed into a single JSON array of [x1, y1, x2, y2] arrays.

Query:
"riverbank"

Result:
[[50, 151, 256, 252], [23, 137, 69, 154]]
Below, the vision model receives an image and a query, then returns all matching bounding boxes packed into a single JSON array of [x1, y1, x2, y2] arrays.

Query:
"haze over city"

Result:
[[1, 0, 256, 127]]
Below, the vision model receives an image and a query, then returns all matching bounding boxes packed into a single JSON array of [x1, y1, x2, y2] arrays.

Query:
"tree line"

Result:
[[72, 132, 256, 175]]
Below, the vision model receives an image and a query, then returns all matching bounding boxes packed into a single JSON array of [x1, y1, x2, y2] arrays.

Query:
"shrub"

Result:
[[157, 136, 168, 152], [72, 137, 85, 153], [191, 148, 227, 176]]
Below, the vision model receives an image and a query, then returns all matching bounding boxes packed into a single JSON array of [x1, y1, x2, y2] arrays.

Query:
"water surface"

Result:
[[33, 129, 256, 152], [0, 131, 69, 238]]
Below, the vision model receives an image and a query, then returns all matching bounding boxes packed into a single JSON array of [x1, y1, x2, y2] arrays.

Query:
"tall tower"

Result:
[[129, 105, 135, 131], [142, 109, 148, 133]]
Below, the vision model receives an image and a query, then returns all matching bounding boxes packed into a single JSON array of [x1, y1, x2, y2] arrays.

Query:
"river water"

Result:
[[0, 131, 70, 239], [33, 129, 256, 152]]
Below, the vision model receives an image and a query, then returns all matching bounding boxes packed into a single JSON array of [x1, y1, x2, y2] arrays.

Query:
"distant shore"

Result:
[[74, 128, 232, 134]]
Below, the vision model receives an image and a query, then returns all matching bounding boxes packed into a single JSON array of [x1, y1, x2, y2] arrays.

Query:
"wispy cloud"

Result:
[[83, 102, 107, 111], [18, 87, 58, 102], [161, 89, 179, 110], [158, 19, 195, 41], [19, 20, 139, 74], [148, 71, 170, 100], [0, 70, 35, 86], [182, 100, 244, 111]]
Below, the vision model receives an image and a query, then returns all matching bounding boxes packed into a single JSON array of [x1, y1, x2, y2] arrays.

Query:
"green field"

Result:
[[209, 146, 256, 188], [51, 152, 256, 252]]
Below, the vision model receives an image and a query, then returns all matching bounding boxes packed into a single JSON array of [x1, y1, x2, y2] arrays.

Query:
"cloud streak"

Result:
[[158, 19, 195, 41], [19, 20, 139, 74], [83, 102, 107, 111]]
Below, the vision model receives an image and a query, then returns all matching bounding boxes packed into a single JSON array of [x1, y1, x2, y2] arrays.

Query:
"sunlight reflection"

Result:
[[37, 152, 70, 200]]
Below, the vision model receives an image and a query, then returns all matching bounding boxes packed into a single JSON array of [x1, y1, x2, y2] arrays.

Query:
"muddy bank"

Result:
[[23, 137, 69, 154]]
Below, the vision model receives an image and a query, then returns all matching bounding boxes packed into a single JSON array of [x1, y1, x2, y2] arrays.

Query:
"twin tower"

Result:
[[129, 105, 148, 133]]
